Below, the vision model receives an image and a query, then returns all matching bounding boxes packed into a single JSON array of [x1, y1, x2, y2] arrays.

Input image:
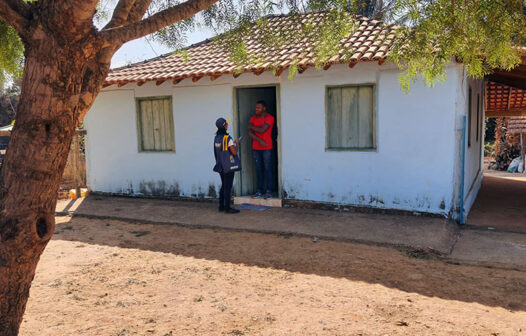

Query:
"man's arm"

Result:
[[249, 122, 270, 133], [248, 129, 267, 147]]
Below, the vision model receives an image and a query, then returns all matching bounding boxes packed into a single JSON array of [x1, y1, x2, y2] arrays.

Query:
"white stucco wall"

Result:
[[85, 62, 467, 217], [456, 72, 484, 220], [279, 64, 461, 215]]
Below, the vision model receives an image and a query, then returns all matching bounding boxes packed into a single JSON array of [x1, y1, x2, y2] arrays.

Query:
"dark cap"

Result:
[[215, 117, 230, 128]]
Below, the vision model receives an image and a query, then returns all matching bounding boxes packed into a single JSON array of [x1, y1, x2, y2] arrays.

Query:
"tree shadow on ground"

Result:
[[53, 215, 526, 312]]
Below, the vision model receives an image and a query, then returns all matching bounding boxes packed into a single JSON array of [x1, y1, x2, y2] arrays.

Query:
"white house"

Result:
[[85, 13, 484, 222]]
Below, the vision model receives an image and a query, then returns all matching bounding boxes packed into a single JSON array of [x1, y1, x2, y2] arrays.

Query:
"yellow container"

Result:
[[69, 189, 77, 200], [69, 188, 89, 199]]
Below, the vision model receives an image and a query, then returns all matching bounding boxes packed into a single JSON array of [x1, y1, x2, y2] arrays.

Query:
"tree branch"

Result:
[[0, 0, 29, 33], [37, 0, 99, 30], [99, 0, 219, 45], [5, 0, 30, 18], [104, 0, 137, 29], [126, 0, 153, 23]]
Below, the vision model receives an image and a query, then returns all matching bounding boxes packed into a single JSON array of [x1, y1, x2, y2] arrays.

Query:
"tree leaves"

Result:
[[0, 20, 23, 89], [1, 0, 525, 90], [388, 0, 526, 91]]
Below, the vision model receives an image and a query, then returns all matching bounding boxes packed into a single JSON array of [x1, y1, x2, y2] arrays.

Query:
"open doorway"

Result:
[[235, 86, 279, 197]]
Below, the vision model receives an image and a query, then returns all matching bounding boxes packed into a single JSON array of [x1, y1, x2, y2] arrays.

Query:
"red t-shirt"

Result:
[[250, 113, 274, 150]]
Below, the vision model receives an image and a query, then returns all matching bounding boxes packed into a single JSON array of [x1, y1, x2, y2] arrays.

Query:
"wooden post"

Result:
[[73, 131, 81, 197], [521, 132, 525, 174]]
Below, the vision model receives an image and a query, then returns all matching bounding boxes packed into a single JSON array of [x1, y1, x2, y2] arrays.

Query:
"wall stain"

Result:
[[283, 186, 296, 199], [208, 184, 217, 198], [168, 182, 181, 197], [126, 182, 134, 195], [197, 186, 205, 199], [137, 181, 183, 197]]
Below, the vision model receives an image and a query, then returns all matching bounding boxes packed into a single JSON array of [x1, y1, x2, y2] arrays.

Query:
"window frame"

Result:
[[135, 96, 176, 153], [325, 83, 377, 152], [468, 87, 472, 148], [476, 93, 480, 142]]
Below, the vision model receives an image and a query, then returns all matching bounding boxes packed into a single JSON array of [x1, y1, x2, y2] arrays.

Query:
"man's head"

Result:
[[255, 100, 267, 116]]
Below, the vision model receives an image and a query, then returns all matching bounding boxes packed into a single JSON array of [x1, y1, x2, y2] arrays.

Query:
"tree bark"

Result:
[[0, 30, 108, 335], [0, 1, 219, 333]]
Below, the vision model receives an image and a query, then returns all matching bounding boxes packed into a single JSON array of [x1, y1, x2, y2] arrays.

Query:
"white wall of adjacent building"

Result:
[[85, 62, 480, 218]]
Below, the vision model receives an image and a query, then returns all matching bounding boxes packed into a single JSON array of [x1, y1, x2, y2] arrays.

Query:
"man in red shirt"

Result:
[[248, 100, 275, 199]]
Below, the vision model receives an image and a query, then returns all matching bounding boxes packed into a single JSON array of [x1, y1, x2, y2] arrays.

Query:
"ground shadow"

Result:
[[53, 214, 526, 313]]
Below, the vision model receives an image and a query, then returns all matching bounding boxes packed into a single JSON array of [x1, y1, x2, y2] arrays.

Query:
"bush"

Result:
[[484, 141, 495, 158], [493, 142, 521, 171]]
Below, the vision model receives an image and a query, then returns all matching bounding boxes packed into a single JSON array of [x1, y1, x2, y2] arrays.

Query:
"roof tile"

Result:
[[106, 12, 397, 86]]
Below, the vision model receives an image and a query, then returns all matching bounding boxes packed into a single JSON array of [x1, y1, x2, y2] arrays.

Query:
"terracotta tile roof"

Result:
[[486, 81, 526, 112], [105, 12, 398, 86]]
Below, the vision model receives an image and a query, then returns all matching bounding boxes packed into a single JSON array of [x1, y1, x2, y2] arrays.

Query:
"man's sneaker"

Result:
[[252, 191, 264, 198], [264, 191, 273, 199], [225, 208, 240, 214]]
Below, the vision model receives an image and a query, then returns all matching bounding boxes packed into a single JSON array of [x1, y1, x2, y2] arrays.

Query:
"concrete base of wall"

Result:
[[283, 199, 449, 219]]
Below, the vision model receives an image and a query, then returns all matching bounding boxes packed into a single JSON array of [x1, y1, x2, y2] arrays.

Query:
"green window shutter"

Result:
[[326, 85, 375, 150], [137, 97, 175, 152]]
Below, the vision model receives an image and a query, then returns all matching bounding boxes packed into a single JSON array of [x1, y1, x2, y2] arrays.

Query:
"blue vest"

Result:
[[213, 134, 241, 173]]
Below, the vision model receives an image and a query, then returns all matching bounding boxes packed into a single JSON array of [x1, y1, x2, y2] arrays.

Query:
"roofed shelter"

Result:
[[466, 54, 526, 231], [486, 52, 526, 117]]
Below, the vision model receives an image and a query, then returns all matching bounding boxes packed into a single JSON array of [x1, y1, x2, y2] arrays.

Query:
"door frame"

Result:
[[232, 84, 282, 198]]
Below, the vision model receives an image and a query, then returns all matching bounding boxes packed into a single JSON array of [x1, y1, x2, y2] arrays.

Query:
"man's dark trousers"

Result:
[[252, 149, 273, 193]]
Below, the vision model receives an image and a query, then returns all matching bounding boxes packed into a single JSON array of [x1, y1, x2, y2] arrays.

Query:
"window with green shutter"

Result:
[[326, 84, 376, 150], [136, 96, 175, 152]]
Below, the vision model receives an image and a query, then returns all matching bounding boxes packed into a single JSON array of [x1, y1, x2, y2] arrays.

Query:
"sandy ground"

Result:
[[19, 216, 526, 336]]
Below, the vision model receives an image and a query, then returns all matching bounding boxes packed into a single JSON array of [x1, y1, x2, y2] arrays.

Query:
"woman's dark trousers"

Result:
[[219, 172, 235, 210]]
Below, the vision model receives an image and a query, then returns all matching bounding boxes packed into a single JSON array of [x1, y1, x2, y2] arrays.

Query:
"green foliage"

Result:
[[0, 21, 23, 89], [192, 0, 526, 89], [388, 0, 526, 91], [485, 118, 496, 142], [2, 0, 526, 91], [484, 141, 495, 158]]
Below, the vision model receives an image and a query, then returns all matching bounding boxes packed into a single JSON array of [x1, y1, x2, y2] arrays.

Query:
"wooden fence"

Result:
[[61, 129, 86, 191]]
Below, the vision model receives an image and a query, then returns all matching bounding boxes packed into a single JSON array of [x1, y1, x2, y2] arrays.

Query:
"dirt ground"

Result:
[[20, 216, 526, 336]]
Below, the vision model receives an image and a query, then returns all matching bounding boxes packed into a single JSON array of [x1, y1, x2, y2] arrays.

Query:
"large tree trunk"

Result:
[[0, 32, 107, 335], [0, 1, 215, 334]]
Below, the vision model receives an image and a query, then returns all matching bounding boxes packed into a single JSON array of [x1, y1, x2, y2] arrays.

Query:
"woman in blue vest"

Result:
[[214, 118, 241, 214]]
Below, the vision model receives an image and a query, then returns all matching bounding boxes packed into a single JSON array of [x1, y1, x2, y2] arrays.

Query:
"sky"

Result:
[[95, 0, 216, 69], [110, 27, 214, 69]]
